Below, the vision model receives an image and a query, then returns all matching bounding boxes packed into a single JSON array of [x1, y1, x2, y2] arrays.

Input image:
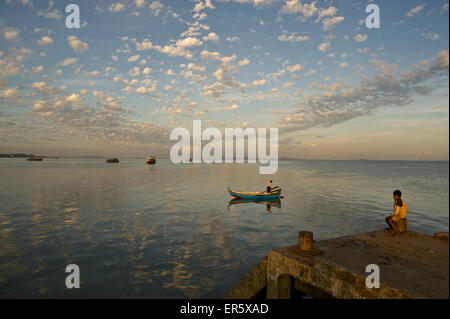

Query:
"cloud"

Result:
[[176, 37, 203, 47], [2, 88, 20, 99], [279, 0, 318, 17], [276, 50, 449, 133], [252, 79, 267, 86], [38, 8, 62, 20], [201, 50, 221, 61], [286, 64, 302, 73], [422, 33, 440, 40], [5, 0, 33, 7], [58, 57, 78, 66], [37, 35, 53, 46], [203, 32, 220, 42], [318, 42, 331, 52], [226, 36, 240, 42], [128, 54, 140, 62], [135, 0, 146, 8], [278, 31, 310, 42], [32, 65, 44, 73], [238, 58, 250, 66], [108, 3, 126, 12], [67, 36, 89, 52], [149, 1, 163, 15], [3, 27, 20, 41], [407, 4, 425, 17], [371, 59, 398, 73], [354, 34, 367, 42], [193, 0, 215, 12], [322, 16, 344, 31]]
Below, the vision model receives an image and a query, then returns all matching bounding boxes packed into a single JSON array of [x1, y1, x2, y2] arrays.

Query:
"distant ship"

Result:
[[106, 158, 119, 163], [146, 156, 156, 165]]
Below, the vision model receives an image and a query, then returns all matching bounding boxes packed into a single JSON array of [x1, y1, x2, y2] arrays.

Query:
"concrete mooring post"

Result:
[[298, 231, 314, 251]]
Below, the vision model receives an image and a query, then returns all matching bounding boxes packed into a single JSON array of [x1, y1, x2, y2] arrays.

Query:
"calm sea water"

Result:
[[0, 158, 448, 298]]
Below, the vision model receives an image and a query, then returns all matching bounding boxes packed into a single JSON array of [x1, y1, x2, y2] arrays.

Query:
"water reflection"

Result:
[[227, 198, 282, 212]]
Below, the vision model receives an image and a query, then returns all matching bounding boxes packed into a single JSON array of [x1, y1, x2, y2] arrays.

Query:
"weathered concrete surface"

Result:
[[224, 256, 268, 299], [267, 230, 449, 299]]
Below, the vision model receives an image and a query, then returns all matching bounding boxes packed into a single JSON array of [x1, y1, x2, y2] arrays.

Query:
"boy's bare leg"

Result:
[[385, 216, 393, 229], [388, 218, 399, 233]]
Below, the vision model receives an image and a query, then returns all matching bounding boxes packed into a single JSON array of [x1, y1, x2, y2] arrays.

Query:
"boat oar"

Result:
[[258, 186, 280, 194]]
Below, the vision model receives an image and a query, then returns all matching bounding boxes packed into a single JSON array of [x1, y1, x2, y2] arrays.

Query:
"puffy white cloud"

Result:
[[318, 42, 331, 52], [108, 3, 126, 12], [322, 16, 344, 31], [354, 34, 367, 42], [238, 58, 250, 66], [3, 28, 20, 41], [226, 36, 240, 42], [203, 32, 220, 42], [32, 65, 44, 73], [407, 4, 425, 17], [129, 66, 140, 76], [58, 58, 78, 66], [201, 50, 220, 61], [135, 0, 146, 8], [37, 35, 53, 46], [280, 0, 318, 17], [149, 1, 163, 16], [67, 36, 89, 52], [128, 54, 140, 62], [435, 50, 449, 67], [176, 37, 203, 47], [278, 31, 309, 42], [287, 64, 302, 73], [2, 88, 20, 99], [371, 60, 398, 73], [252, 79, 267, 86], [193, 0, 215, 12]]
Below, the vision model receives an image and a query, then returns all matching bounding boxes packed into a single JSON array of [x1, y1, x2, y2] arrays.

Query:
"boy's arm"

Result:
[[392, 205, 401, 218]]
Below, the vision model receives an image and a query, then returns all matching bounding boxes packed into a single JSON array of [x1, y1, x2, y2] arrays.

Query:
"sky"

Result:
[[0, 0, 448, 160]]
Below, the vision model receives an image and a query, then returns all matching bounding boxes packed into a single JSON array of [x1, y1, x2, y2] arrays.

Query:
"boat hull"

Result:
[[228, 187, 281, 199]]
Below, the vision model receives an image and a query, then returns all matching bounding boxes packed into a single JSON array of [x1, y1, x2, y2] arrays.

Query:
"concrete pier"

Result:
[[226, 229, 449, 299]]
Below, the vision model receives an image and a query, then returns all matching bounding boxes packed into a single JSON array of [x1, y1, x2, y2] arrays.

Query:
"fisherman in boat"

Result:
[[385, 190, 407, 233], [267, 180, 272, 193]]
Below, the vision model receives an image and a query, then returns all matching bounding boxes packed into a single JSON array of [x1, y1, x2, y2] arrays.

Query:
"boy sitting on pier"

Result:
[[385, 190, 407, 233]]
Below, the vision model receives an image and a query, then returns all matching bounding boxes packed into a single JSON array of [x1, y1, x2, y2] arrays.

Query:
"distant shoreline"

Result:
[[0, 155, 448, 163]]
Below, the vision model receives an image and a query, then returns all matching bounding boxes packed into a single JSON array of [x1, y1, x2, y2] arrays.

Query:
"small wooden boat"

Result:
[[106, 158, 119, 163], [146, 156, 156, 165], [228, 186, 281, 199], [27, 156, 43, 161]]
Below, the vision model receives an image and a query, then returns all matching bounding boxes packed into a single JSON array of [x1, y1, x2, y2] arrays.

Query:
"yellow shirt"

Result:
[[392, 199, 407, 221]]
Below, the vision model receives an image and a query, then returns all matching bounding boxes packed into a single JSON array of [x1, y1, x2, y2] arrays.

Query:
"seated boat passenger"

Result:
[[267, 180, 272, 193]]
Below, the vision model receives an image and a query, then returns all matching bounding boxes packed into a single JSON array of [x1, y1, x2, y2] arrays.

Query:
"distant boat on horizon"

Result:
[[27, 155, 43, 162], [106, 158, 119, 163], [146, 156, 156, 165]]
